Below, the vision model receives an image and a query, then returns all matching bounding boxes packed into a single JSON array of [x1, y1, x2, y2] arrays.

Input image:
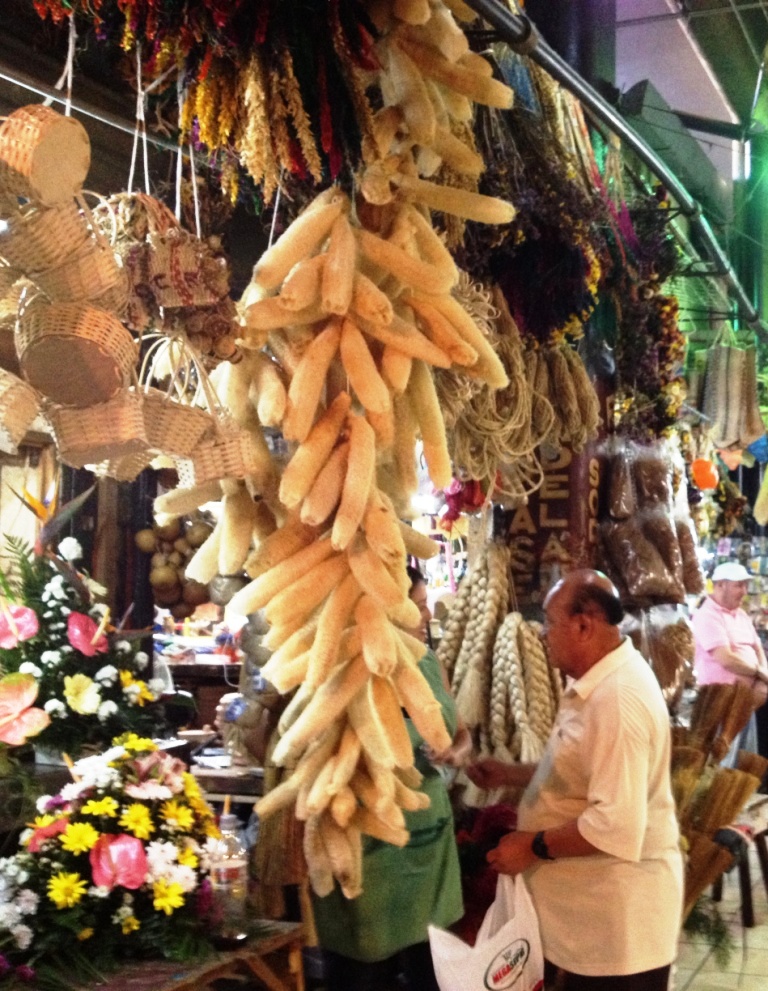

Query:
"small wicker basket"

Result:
[[0, 367, 39, 453], [91, 448, 154, 483], [0, 105, 90, 208], [142, 387, 215, 458], [175, 425, 266, 488], [46, 389, 148, 469], [33, 240, 129, 315], [0, 201, 90, 274], [16, 297, 137, 407]]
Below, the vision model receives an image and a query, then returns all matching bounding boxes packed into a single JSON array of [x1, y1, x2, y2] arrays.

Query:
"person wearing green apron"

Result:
[[312, 568, 468, 991]]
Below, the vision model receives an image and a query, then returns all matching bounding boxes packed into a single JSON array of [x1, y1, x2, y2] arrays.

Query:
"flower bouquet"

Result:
[[0, 535, 165, 760], [0, 735, 221, 985]]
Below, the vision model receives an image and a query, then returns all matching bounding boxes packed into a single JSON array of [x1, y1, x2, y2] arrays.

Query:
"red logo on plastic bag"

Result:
[[483, 940, 531, 989]]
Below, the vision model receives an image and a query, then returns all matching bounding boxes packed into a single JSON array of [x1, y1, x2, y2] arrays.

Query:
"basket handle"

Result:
[[138, 333, 226, 431], [77, 190, 118, 247]]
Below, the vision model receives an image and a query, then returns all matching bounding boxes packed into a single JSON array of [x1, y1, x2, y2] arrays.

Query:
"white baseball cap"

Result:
[[712, 562, 750, 582]]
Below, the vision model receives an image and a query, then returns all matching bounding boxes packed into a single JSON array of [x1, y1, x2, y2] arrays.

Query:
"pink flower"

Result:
[[0, 605, 38, 649], [0, 673, 50, 746], [67, 613, 108, 656], [90, 833, 148, 891], [28, 817, 68, 853]]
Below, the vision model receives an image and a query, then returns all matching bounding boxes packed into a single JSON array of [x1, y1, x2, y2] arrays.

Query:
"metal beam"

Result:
[[461, 0, 765, 331]]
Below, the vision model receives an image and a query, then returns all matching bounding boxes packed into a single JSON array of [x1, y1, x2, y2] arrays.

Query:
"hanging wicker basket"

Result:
[[142, 387, 215, 458], [33, 240, 129, 315], [91, 448, 154, 483], [0, 105, 90, 208], [16, 297, 137, 407], [46, 389, 148, 468], [0, 367, 39, 453], [0, 201, 90, 274], [175, 425, 265, 488]]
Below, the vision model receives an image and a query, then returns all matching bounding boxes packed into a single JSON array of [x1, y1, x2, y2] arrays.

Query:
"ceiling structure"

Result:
[[0, 0, 767, 346]]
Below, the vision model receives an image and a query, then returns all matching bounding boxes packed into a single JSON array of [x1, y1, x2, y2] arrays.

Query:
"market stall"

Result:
[[1, 0, 768, 986]]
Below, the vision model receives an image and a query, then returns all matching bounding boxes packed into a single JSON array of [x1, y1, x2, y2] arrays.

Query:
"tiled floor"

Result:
[[675, 843, 768, 990]]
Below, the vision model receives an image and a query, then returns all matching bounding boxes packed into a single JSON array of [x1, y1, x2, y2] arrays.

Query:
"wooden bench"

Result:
[[81, 920, 305, 991]]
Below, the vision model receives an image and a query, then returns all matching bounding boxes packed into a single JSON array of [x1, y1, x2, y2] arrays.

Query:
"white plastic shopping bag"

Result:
[[429, 874, 544, 991]]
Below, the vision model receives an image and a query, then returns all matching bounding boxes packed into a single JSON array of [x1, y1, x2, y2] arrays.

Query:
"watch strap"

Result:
[[531, 830, 555, 861]]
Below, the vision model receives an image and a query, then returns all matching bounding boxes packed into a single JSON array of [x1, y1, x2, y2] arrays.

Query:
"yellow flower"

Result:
[[119, 803, 155, 840], [30, 814, 57, 829], [121, 915, 141, 934], [118, 733, 156, 753], [153, 879, 185, 915], [63, 674, 101, 715], [61, 821, 100, 854], [182, 772, 202, 801], [81, 797, 119, 818], [119, 672, 155, 707], [177, 846, 199, 869], [47, 872, 88, 909], [160, 800, 195, 831], [77, 928, 94, 941]]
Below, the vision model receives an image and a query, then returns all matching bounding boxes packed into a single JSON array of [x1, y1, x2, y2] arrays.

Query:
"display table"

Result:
[[191, 761, 264, 803], [80, 921, 305, 991]]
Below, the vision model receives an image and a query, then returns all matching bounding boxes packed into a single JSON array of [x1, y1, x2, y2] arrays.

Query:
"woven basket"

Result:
[[0, 367, 39, 453], [176, 425, 265, 487], [34, 240, 129, 314], [0, 105, 90, 208], [142, 387, 215, 458], [148, 234, 221, 309], [46, 389, 147, 468], [0, 202, 90, 274], [92, 448, 153, 483], [16, 297, 137, 407], [0, 263, 19, 297]]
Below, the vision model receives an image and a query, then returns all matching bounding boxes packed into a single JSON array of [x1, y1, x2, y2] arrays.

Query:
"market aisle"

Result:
[[675, 843, 768, 990]]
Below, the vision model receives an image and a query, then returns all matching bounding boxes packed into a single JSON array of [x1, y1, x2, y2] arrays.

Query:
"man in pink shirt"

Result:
[[691, 561, 768, 761]]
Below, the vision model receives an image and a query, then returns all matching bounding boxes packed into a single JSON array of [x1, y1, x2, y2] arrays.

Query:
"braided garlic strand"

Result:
[[518, 619, 557, 750]]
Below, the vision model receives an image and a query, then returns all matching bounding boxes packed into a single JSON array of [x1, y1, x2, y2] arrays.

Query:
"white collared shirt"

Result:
[[517, 637, 683, 976]]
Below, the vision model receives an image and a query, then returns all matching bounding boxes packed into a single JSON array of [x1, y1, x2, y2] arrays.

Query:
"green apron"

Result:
[[312, 651, 464, 962]]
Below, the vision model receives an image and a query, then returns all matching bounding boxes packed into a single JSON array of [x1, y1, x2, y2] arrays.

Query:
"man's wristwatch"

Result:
[[531, 830, 555, 861]]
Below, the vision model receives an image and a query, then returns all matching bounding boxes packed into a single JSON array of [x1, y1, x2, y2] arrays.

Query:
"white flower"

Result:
[[0, 903, 21, 928], [95, 665, 118, 685], [15, 890, 39, 915], [60, 782, 88, 803], [149, 677, 166, 695], [61, 645, 74, 654], [35, 795, 52, 814], [88, 886, 111, 899], [59, 606, 71, 617], [15, 868, 29, 886], [167, 863, 197, 893], [11, 924, 33, 950], [123, 683, 142, 702], [135, 650, 149, 670], [43, 699, 66, 718], [146, 841, 179, 879], [40, 650, 62, 668], [116, 640, 132, 655], [18, 662, 42, 678], [90, 603, 108, 619], [18, 829, 33, 847], [57, 537, 83, 562], [97, 700, 118, 723]]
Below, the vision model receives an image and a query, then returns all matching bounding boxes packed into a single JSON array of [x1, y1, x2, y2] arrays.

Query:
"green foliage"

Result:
[[683, 896, 735, 969]]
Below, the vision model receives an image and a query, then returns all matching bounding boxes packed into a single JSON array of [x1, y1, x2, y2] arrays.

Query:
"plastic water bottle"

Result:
[[210, 813, 249, 948]]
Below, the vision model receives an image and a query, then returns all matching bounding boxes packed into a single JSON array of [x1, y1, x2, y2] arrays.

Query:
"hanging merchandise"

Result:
[[700, 325, 765, 451], [599, 439, 704, 607]]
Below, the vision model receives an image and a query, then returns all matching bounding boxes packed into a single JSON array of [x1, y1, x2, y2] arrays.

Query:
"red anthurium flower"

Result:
[[67, 613, 108, 656], [90, 833, 148, 891], [28, 817, 68, 853], [0, 673, 50, 745], [0, 605, 39, 649]]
